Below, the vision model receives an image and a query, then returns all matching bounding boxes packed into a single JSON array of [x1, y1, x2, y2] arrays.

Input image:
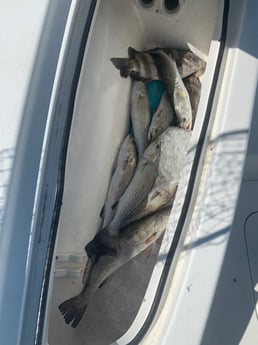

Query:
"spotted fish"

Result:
[[122, 180, 178, 226], [183, 74, 201, 127], [86, 138, 161, 258], [101, 134, 137, 228], [148, 91, 174, 141], [131, 80, 150, 158], [151, 50, 192, 130], [59, 207, 170, 328]]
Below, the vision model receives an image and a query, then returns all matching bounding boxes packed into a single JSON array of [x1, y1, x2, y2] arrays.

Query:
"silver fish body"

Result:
[[151, 50, 192, 130], [86, 139, 161, 258], [59, 207, 170, 328], [183, 75, 201, 127], [122, 180, 178, 226], [148, 91, 174, 141], [131, 80, 150, 158], [110, 47, 160, 81], [101, 134, 137, 228]]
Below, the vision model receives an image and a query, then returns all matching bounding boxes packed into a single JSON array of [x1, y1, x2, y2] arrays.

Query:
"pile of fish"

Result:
[[58, 47, 206, 327]]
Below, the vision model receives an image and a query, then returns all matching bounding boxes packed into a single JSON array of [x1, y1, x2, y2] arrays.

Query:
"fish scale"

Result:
[[122, 180, 178, 227]]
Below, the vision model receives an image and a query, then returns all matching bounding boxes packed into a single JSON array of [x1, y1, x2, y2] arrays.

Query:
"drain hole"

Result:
[[164, 0, 179, 12], [139, 0, 154, 7]]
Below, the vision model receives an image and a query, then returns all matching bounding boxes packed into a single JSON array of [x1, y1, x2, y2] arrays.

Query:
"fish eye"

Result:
[[156, 144, 160, 149], [182, 117, 186, 122]]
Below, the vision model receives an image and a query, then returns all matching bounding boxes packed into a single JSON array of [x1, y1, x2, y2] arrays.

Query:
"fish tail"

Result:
[[85, 228, 118, 258], [110, 58, 130, 78], [58, 296, 87, 328], [128, 46, 138, 58]]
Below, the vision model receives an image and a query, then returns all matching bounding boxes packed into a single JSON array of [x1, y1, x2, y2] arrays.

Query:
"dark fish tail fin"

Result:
[[86, 228, 118, 258], [110, 58, 130, 78], [128, 46, 139, 58], [58, 296, 87, 328]]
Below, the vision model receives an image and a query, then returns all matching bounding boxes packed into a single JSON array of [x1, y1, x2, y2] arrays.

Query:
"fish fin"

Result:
[[85, 230, 118, 258], [99, 277, 110, 289], [145, 231, 158, 245], [58, 296, 87, 328], [144, 241, 157, 257], [150, 190, 161, 201], [99, 204, 105, 218], [128, 46, 138, 58], [110, 58, 130, 78], [111, 200, 119, 211]]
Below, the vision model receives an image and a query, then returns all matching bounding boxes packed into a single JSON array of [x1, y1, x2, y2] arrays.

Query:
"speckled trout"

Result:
[[122, 180, 178, 226], [151, 50, 192, 130], [59, 207, 170, 328], [131, 80, 150, 159], [148, 91, 174, 141], [183, 74, 201, 128], [101, 134, 137, 228], [86, 138, 161, 258]]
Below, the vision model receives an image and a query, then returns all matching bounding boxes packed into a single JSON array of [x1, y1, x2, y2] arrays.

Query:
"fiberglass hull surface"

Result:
[[48, 0, 222, 344]]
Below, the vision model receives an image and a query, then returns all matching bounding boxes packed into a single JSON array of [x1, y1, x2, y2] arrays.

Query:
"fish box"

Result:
[[47, 0, 224, 344]]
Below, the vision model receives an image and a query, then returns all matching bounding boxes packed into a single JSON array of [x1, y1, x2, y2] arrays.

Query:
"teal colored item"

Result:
[[146, 80, 164, 117]]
